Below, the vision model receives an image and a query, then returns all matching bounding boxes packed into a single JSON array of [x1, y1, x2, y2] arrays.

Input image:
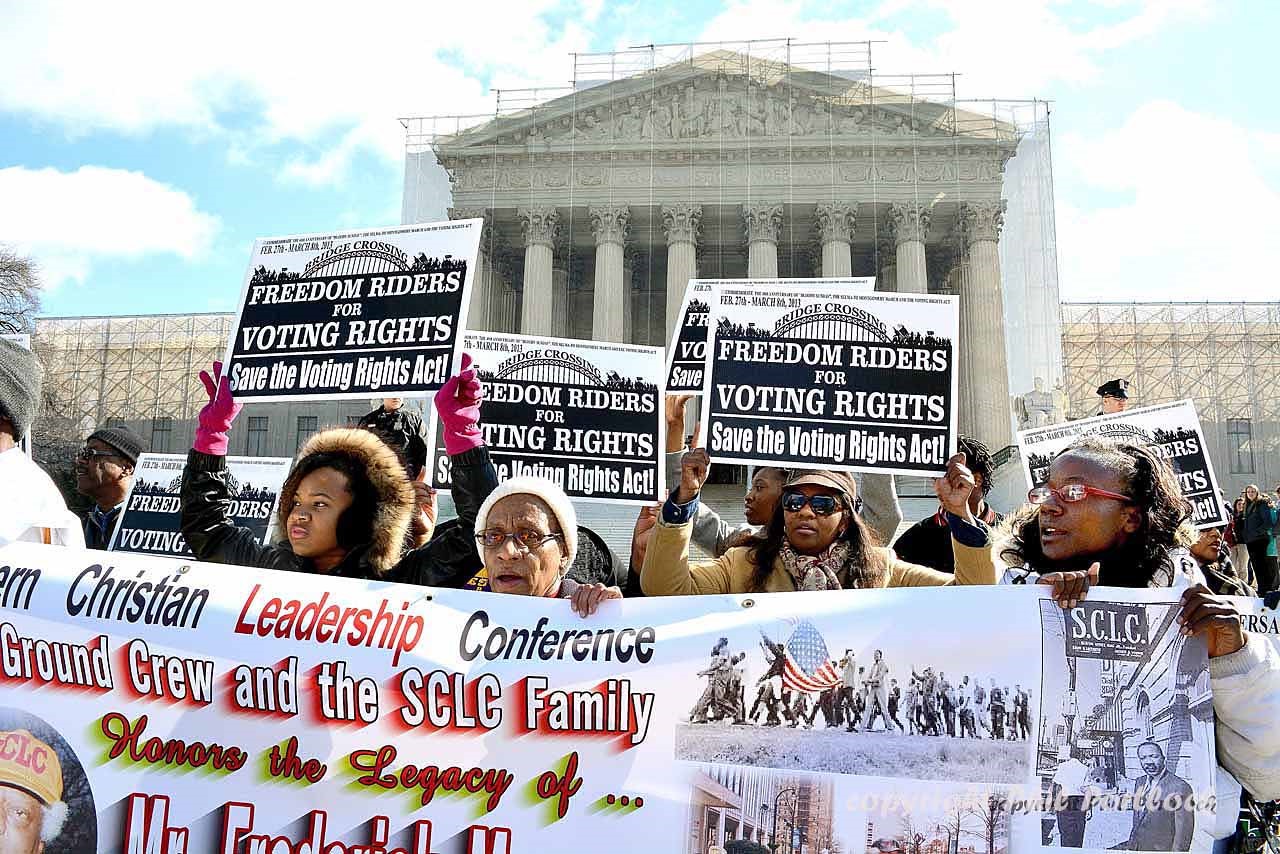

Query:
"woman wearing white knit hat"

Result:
[[474, 475, 621, 617]]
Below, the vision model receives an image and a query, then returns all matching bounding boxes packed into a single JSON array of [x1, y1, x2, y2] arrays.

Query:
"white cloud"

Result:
[[0, 166, 220, 289], [0, 2, 595, 186], [1055, 100, 1280, 301]]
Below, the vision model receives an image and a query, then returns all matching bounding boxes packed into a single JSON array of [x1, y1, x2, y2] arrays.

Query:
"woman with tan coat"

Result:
[[641, 449, 996, 595]]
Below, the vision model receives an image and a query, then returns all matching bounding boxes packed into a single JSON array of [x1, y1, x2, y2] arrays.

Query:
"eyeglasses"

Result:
[[781, 492, 844, 516], [76, 447, 121, 461], [1027, 484, 1132, 505], [475, 529, 564, 552]]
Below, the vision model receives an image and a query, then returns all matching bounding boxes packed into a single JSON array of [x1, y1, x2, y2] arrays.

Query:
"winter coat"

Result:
[[181, 428, 495, 583], [892, 504, 1002, 574], [1237, 500, 1277, 545], [640, 519, 996, 595], [436, 520, 626, 592], [357, 404, 430, 477]]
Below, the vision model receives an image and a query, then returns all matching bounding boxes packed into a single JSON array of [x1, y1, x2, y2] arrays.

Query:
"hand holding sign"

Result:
[[664, 394, 694, 453], [434, 353, 484, 456], [1178, 583, 1246, 658], [195, 362, 243, 456], [1038, 562, 1100, 610]]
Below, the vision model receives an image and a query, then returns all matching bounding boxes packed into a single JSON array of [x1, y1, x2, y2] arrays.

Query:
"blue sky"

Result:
[[2, 0, 1275, 318]]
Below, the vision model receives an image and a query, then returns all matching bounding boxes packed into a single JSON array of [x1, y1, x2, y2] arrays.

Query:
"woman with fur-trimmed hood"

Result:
[[180, 361, 495, 579]]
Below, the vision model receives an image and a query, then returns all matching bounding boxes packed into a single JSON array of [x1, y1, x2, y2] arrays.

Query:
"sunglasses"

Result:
[[76, 447, 121, 461], [781, 492, 845, 516], [1028, 484, 1131, 505]]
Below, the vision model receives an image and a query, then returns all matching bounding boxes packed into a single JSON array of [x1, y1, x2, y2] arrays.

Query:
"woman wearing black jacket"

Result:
[[180, 361, 496, 582]]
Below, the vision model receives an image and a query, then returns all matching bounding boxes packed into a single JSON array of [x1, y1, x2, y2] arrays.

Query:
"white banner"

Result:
[[1017, 401, 1227, 529], [0, 543, 1220, 854], [108, 453, 291, 557]]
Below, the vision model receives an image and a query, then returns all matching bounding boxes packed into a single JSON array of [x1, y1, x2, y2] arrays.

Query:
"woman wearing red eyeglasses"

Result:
[[640, 448, 996, 596], [940, 435, 1280, 829]]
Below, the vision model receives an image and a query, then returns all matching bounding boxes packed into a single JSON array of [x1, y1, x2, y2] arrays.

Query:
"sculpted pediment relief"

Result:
[[437, 52, 1009, 152]]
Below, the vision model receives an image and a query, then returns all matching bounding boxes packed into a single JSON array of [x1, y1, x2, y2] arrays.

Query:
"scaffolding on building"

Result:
[[33, 313, 233, 435]]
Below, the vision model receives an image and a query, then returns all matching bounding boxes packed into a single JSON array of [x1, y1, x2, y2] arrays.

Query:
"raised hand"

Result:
[[934, 452, 976, 521], [412, 466, 438, 545], [665, 394, 694, 453], [194, 361, 243, 456], [434, 353, 484, 455], [631, 503, 660, 569], [676, 447, 710, 504]]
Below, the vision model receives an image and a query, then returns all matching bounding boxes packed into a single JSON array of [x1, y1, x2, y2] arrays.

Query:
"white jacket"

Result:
[[0, 447, 83, 548]]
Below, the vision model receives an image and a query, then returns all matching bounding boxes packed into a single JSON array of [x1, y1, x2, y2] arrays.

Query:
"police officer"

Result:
[[1096, 378, 1129, 415], [357, 397, 430, 477]]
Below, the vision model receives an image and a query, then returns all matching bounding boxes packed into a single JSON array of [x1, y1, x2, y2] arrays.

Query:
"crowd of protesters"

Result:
[[1, 335, 1279, 850]]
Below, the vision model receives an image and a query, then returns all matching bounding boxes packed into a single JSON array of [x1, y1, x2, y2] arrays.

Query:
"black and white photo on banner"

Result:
[[222, 220, 481, 402], [1035, 594, 1215, 854], [109, 453, 290, 557], [672, 586, 1036, 786], [430, 331, 664, 504], [665, 278, 874, 394], [1018, 400, 1227, 529], [699, 284, 958, 476]]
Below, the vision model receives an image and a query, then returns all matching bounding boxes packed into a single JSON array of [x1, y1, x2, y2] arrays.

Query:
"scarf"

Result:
[[779, 540, 851, 591]]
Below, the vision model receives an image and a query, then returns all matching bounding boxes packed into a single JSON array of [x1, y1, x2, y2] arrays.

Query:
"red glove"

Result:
[[194, 361, 243, 456], [433, 353, 484, 456]]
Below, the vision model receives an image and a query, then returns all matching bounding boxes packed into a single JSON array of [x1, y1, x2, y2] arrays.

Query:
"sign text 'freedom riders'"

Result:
[[433, 332, 664, 504], [700, 285, 958, 476], [223, 220, 481, 402]]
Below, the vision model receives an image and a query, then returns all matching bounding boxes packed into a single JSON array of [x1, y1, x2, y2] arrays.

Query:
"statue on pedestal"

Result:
[[1014, 376, 1055, 430]]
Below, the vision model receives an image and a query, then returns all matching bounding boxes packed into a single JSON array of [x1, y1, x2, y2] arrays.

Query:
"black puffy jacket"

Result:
[[180, 429, 497, 583]]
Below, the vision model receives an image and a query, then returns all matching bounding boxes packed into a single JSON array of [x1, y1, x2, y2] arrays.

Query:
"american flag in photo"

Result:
[[782, 620, 842, 694]]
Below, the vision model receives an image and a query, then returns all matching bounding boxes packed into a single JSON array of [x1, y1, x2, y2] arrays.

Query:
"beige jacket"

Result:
[[641, 520, 997, 595]]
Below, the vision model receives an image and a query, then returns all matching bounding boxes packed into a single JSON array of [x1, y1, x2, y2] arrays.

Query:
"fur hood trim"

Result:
[[276, 428, 413, 575]]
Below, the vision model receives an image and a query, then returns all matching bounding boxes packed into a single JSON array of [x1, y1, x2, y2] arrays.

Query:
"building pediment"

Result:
[[434, 50, 1015, 158]]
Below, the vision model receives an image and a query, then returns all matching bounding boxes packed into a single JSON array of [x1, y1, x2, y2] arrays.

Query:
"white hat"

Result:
[[474, 476, 578, 567]]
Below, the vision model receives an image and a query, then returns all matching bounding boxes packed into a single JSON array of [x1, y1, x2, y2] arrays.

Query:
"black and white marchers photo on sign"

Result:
[[109, 453, 290, 557], [665, 278, 873, 394], [223, 220, 481, 402], [1018, 400, 1227, 529], [432, 332, 664, 504], [700, 285, 958, 476], [1036, 593, 1215, 854]]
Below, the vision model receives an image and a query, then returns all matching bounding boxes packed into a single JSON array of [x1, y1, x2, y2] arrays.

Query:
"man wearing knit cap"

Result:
[[74, 425, 143, 549], [0, 338, 83, 548], [0, 729, 69, 853]]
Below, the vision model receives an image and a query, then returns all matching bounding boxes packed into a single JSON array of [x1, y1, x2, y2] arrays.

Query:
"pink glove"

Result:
[[434, 353, 484, 456], [194, 361, 243, 456]]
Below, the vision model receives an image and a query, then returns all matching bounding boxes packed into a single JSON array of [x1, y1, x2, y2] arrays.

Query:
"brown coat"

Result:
[[641, 520, 997, 596]]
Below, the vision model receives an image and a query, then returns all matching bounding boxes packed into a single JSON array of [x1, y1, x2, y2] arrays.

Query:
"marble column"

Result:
[[662, 202, 701, 337], [589, 204, 629, 343], [876, 240, 897, 292], [888, 201, 931, 294], [943, 230, 974, 435], [518, 206, 559, 335], [743, 203, 783, 278], [551, 249, 570, 338], [958, 200, 1013, 448], [622, 248, 637, 343], [448, 207, 492, 331], [814, 201, 856, 277]]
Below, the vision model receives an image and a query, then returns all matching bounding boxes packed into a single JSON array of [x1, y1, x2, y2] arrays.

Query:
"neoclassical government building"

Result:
[[407, 48, 1062, 451]]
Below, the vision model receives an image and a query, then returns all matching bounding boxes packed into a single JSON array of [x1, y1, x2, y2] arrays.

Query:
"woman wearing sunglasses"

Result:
[[941, 436, 1280, 834], [640, 448, 996, 595]]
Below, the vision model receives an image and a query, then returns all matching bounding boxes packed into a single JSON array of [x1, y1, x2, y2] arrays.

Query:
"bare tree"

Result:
[[0, 247, 41, 333], [962, 794, 1009, 854]]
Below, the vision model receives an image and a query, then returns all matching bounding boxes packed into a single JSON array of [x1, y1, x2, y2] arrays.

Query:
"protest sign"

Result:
[[700, 285, 958, 476], [1018, 400, 1227, 528], [223, 220, 481, 402], [665, 278, 874, 394], [0, 543, 1215, 854], [432, 331, 663, 504], [108, 453, 290, 557]]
